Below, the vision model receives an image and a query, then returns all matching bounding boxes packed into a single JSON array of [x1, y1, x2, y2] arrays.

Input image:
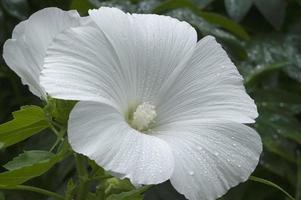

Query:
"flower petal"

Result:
[[153, 122, 262, 200], [88, 7, 197, 102], [156, 36, 257, 126], [40, 25, 126, 110], [3, 7, 82, 98], [68, 101, 174, 185]]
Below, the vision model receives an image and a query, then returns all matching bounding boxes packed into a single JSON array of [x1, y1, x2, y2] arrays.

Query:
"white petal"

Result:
[[88, 7, 197, 102], [156, 36, 257, 126], [153, 122, 262, 200], [68, 101, 174, 185], [3, 7, 82, 98], [41, 25, 127, 110]]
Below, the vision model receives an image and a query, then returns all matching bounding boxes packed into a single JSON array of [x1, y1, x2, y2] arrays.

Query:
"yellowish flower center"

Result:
[[130, 102, 157, 131]]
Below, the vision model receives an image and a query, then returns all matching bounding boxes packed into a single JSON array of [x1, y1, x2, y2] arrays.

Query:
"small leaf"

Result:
[[3, 150, 54, 171], [106, 186, 150, 200], [70, 0, 93, 14], [0, 140, 70, 186], [1, 0, 30, 20], [0, 105, 50, 149], [224, 0, 253, 22], [253, 0, 286, 30]]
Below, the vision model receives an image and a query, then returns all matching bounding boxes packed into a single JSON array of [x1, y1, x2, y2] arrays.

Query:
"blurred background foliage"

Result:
[[0, 0, 301, 199]]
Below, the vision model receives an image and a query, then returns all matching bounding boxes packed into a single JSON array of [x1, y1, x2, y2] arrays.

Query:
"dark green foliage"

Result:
[[0, 0, 301, 200]]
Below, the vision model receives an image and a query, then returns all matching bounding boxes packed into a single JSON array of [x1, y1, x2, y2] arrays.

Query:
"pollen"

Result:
[[130, 102, 157, 131]]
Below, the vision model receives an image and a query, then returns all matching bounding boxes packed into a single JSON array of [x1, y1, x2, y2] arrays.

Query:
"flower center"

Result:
[[130, 102, 157, 131]]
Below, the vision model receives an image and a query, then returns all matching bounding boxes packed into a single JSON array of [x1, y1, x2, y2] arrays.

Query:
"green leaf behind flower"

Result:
[[0, 105, 50, 149]]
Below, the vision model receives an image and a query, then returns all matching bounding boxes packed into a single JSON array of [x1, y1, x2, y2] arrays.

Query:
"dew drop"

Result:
[[233, 143, 237, 147], [198, 146, 203, 150], [214, 152, 219, 156], [238, 164, 241, 168], [189, 171, 194, 176]]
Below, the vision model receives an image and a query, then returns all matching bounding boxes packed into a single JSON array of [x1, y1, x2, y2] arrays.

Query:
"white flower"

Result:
[[5, 6, 262, 200], [2, 7, 86, 99]]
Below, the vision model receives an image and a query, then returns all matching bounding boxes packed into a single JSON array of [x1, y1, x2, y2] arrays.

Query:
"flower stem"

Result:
[[249, 176, 295, 200], [74, 153, 89, 200], [0, 185, 64, 200]]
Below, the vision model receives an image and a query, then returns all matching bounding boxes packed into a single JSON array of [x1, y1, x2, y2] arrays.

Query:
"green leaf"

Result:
[[0, 9, 5, 44], [104, 178, 135, 197], [3, 150, 54, 171], [153, 0, 250, 40], [256, 107, 299, 163], [0, 140, 70, 186], [191, 0, 214, 8], [240, 35, 301, 82], [106, 186, 150, 200], [224, 0, 253, 22], [196, 11, 250, 40], [253, 88, 301, 114], [0, 105, 50, 149], [253, 0, 286, 30], [260, 152, 296, 186], [0, 192, 4, 200], [245, 62, 289, 88], [70, 0, 93, 14], [249, 176, 295, 200], [46, 98, 76, 125], [152, 0, 198, 14], [1, 0, 30, 20]]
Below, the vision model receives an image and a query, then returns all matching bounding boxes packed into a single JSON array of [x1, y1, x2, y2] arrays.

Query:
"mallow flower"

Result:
[[3, 6, 262, 200]]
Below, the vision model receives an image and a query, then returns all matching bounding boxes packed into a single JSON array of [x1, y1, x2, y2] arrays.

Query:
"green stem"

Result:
[[50, 127, 67, 152], [0, 185, 64, 200], [249, 176, 295, 200], [75, 153, 89, 200]]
